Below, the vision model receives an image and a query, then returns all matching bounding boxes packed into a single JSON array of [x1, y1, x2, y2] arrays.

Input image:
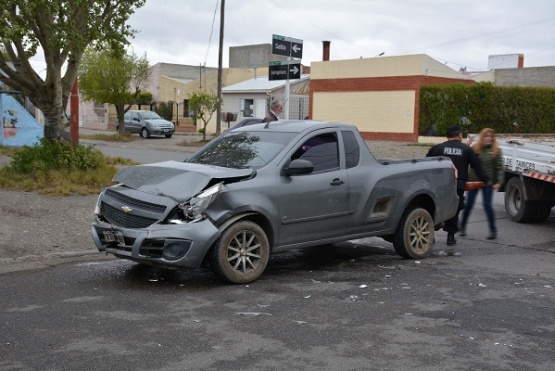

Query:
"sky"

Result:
[[124, 0, 555, 73]]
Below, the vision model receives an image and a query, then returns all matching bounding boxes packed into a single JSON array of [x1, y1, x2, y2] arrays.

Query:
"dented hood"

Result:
[[112, 161, 254, 202]]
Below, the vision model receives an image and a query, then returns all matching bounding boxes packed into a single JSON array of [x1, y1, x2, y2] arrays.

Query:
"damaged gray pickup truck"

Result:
[[91, 120, 459, 283]]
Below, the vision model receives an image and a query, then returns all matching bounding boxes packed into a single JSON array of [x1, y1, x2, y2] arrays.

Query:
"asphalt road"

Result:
[[1, 196, 554, 370], [1, 131, 554, 370]]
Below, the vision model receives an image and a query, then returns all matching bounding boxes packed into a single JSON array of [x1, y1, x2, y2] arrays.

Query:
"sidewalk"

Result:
[[78, 127, 206, 153]]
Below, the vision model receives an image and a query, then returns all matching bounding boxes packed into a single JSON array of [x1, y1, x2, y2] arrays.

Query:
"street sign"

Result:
[[272, 34, 290, 57], [272, 34, 303, 59], [290, 38, 303, 59], [269, 61, 301, 81]]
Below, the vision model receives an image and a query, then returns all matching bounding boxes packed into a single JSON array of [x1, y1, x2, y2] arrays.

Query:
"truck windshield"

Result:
[[187, 131, 297, 169]]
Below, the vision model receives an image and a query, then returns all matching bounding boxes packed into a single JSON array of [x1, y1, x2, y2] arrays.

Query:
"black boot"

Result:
[[487, 230, 496, 240], [447, 233, 456, 246]]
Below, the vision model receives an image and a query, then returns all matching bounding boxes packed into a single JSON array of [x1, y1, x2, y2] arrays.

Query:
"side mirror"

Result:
[[283, 159, 314, 176]]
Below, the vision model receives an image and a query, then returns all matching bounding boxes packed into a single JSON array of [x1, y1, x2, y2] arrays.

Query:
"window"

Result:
[[292, 133, 339, 173], [241, 98, 254, 117], [183, 99, 189, 117], [187, 131, 297, 169], [342, 131, 360, 168]]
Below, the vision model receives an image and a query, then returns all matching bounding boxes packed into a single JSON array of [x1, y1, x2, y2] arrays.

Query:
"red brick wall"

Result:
[[309, 75, 473, 141]]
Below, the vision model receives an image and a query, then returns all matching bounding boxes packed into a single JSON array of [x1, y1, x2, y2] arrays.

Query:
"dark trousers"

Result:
[[461, 186, 496, 233], [444, 188, 465, 234]]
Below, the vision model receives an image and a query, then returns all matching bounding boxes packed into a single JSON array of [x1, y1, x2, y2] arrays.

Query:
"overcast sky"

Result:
[[124, 0, 555, 73]]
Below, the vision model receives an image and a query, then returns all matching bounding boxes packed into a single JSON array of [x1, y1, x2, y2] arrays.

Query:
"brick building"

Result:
[[309, 53, 474, 141]]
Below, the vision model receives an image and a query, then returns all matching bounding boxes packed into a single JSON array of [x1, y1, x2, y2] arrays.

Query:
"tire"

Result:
[[533, 203, 552, 223], [208, 220, 270, 284], [504, 177, 537, 223], [381, 235, 394, 243], [140, 127, 151, 139], [392, 208, 434, 259], [165, 134, 173, 138]]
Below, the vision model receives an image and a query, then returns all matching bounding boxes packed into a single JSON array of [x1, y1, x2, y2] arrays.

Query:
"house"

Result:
[[157, 67, 272, 132], [221, 74, 310, 129], [309, 53, 474, 141]]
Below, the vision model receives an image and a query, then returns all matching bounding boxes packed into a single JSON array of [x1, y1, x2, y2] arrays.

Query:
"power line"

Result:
[[266, 0, 555, 70], [398, 16, 555, 56], [204, 0, 220, 67]]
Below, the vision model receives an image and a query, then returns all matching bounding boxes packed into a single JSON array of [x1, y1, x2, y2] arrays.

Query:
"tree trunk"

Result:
[[37, 86, 71, 142], [115, 104, 126, 134], [20, 58, 80, 143]]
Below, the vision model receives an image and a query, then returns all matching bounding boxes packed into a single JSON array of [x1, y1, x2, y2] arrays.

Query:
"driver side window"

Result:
[[292, 133, 339, 173]]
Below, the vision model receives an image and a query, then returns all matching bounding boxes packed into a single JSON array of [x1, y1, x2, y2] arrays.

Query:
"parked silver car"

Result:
[[120, 110, 175, 139]]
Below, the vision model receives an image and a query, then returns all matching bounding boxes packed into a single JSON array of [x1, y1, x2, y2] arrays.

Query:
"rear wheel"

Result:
[[392, 208, 434, 259], [140, 127, 150, 139], [505, 177, 536, 223], [209, 220, 270, 284], [533, 203, 552, 223]]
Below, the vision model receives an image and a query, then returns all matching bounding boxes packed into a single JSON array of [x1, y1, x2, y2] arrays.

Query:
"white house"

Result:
[[221, 74, 310, 129]]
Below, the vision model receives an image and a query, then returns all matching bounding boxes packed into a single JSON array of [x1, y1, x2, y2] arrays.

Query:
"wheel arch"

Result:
[[217, 212, 276, 249], [505, 173, 555, 201], [404, 193, 436, 221]]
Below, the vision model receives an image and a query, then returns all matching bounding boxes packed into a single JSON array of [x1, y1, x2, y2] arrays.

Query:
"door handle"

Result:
[[330, 178, 345, 186]]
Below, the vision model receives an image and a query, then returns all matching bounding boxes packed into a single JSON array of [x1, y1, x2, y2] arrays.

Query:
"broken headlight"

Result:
[[179, 183, 222, 220]]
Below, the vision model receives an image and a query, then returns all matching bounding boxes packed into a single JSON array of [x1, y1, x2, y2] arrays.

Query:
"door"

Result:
[[278, 131, 350, 245], [128, 111, 141, 133]]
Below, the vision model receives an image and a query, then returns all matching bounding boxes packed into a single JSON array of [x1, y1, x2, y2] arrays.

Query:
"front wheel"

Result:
[[504, 177, 536, 223], [392, 208, 434, 259], [165, 134, 173, 138], [208, 220, 270, 284], [140, 127, 151, 139]]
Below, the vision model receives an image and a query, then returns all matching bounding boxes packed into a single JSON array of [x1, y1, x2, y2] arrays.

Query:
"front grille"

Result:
[[105, 188, 167, 213], [101, 202, 158, 228]]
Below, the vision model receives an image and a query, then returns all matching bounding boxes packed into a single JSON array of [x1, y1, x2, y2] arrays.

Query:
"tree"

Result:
[[79, 48, 150, 133], [136, 91, 153, 110], [155, 102, 174, 121], [189, 91, 218, 141], [0, 0, 146, 141]]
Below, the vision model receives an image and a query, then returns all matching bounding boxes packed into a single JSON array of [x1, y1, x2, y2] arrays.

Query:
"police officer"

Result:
[[426, 126, 490, 246]]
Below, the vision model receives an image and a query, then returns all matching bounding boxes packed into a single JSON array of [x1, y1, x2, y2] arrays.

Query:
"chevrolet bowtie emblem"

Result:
[[121, 206, 133, 213]]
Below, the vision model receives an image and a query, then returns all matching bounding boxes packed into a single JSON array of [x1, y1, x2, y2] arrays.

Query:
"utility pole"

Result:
[[216, 0, 225, 135], [70, 78, 79, 145]]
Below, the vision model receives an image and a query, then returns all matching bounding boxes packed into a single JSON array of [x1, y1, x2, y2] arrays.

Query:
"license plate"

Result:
[[164, 129, 169, 132], [103, 231, 125, 244]]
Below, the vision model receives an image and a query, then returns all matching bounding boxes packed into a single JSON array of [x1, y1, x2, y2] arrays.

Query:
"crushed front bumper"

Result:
[[91, 217, 220, 269]]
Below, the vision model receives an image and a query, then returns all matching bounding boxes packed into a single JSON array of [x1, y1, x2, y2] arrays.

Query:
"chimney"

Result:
[[322, 41, 330, 61]]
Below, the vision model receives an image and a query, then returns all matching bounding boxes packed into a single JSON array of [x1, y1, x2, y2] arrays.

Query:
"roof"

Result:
[[230, 119, 355, 134], [222, 74, 310, 93], [163, 76, 195, 85]]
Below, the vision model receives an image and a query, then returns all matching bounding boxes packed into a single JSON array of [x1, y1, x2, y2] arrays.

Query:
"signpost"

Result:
[[269, 61, 301, 81], [272, 35, 303, 59], [270, 34, 303, 119]]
